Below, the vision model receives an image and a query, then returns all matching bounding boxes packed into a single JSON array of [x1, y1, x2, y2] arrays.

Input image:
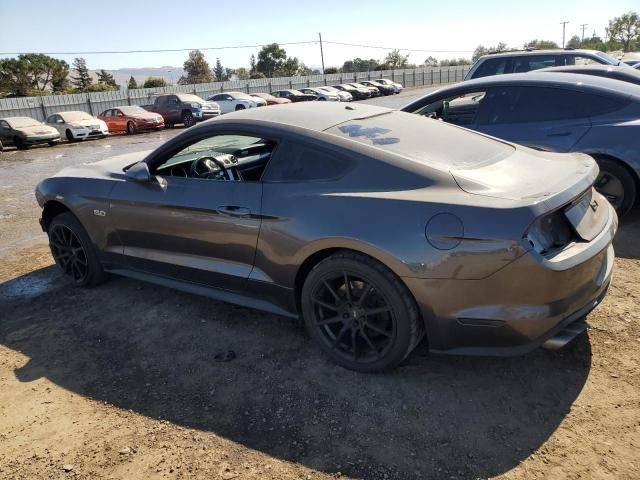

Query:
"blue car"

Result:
[[402, 72, 640, 215]]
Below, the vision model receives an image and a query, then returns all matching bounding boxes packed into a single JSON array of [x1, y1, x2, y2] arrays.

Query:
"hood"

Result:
[[17, 124, 58, 136], [450, 148, 598, 208], [129, 112, 162, 120], [70, 118, 106, 128], [201, 101, 220, 109], [54, 150, 151, 180]]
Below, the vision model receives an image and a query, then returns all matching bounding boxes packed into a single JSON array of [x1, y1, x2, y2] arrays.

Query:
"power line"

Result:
[[0, 39, 475, 57], [0, 40, 318, 56], [323, 40, 474, 53]]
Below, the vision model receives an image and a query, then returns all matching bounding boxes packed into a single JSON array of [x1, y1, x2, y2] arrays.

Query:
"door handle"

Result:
[[546, 131, 571, 137], [217, 205, 251, 217]]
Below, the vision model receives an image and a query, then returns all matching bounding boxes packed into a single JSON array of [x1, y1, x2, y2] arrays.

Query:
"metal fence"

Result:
[[0, 66, 470, 121]]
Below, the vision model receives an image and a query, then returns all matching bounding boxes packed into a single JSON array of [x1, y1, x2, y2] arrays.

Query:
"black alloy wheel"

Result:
[[302, 252, 422, 372], [182, 112, 195, 127]]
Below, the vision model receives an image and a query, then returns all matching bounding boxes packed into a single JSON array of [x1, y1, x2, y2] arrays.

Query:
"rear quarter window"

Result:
[[265, 141, 353, 182]]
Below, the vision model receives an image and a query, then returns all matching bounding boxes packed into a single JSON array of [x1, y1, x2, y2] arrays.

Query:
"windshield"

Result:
[[6, 117, 41, 128], [230, 92, 254, 100], [595, 51, 628, 67], [327, 111, 514, 169], [61, 111, 94, 121], [120, 106, 147, 115], [177, 94, 205, 103]]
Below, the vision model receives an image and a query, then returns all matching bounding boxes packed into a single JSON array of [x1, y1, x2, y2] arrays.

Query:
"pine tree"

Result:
[[71, 57, 92, 90], [97, 69, 118, 88], [214, 58, 226, 81], [127, 76, 138, 89]]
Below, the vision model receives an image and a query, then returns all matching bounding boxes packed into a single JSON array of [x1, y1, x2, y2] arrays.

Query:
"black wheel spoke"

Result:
[[343, 272, 352, 301], [322, 279, 342, 302], [330, 323, 350, 350], [364, 321, 392, 337], [312, 298, 339, 311], [315, 315, 342, 326], [360, 329, 379, 353], [365, 306, 392, 317], [357, 283, 373, 306]]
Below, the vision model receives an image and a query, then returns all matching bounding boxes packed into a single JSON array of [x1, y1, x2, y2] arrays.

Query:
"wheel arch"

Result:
[[41, 200, 72, 231]]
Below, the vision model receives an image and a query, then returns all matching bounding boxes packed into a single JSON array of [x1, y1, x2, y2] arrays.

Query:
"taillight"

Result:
[[525, 210, 575, 255]]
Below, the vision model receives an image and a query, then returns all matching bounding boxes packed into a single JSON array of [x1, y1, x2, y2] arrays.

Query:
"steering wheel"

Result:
[[190, 156, 232, 180]]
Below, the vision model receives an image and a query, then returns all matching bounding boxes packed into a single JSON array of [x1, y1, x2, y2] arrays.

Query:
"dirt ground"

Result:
[[0, 94, 639, 479]]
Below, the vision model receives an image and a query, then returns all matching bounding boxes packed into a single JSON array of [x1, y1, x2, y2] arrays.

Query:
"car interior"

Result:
[[412, 91, 487, 127], [154, 134, 275, 182]]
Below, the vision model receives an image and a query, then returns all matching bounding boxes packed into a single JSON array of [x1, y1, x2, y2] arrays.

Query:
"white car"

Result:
[[316, 86, 352, 102], [300, 87, 340, 101], [207, 91, 266, 114], [373, 78, 403, 93], [46, 111, 109, 142]]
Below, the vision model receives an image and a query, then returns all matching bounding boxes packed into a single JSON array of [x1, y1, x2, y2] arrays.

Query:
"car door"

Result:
[[107, 129, 268, 291], [46, 114, 65, 136], [113, 109, 127, 131], [474, 86, 592, 152], [159, 95, 180, 123]]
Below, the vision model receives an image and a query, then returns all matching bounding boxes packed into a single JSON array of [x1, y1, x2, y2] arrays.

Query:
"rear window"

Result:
[[326, 112, 514, 169], [266, 141, 353, 182]]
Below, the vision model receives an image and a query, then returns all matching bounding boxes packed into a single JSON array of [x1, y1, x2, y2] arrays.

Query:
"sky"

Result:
[[0, 0, 638, 71]]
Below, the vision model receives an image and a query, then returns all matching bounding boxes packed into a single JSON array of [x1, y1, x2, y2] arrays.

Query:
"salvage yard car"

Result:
[[249, 92, 292, 105], [299, 87, 340, 101], [98, 106, 164, 134], [0, 116, 60, 150], [36, 103, 616, 372], [373, 78, 403, 93], [270, 89, 317, 102], [402, 72, 640, 216], [207, 91, 267, 113], [143, 93, 220, 127], [46, 111, 109, 142]]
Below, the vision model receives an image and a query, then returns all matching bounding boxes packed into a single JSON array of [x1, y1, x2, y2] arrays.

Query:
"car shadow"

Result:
[[0, 268, 592, 479], [614, 208, 640, 260]]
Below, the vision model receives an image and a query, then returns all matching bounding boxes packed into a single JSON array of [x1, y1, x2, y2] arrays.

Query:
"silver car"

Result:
[[300, 87, 340, 101]]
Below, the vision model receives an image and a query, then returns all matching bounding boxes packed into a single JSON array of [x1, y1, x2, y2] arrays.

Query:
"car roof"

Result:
[[206, 102, 388, 132], [453, 71, 640, 99], [0, 116, 36, 121], [480, 49, 602, 59], [540, 65, 640, 78]]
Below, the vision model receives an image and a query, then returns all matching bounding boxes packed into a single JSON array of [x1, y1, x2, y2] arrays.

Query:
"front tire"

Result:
[[65, 129, 76, 143], [595, 158, 636, 217], [126, 121, 136, 135], [14, 136, 26, 150], [182, 112, 195, 127], [48, 141, 58, 147], [301, 251, 423, 372], [48, 212, 105, 287], [235, 104, 246, 111]]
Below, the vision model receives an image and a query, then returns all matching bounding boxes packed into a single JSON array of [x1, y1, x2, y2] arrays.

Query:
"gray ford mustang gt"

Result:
[[36, 103, 617, 372]]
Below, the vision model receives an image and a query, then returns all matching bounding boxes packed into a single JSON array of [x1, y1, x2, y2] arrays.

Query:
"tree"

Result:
[[439, 57, 472, 66], [472, 43, 507, 62], [143, 77, 168, 88], [213, 58, 228, 81], [384, 49, 410, 69], [249, 72, 266, 79], [565, 35, 581, 49], [0, 54, 70, 95], [127, 76, 138, 89], [87, 83, 116, 92], [256, 43, 288, 77], [324, 67, 338, 74], [341, 58, 380, 73], [97, 69, 118, 88], [424, 56, 438, 67], [235, 67, 250, 80], [71, 57, 93, 91], [524, 39, 559, 49], [607, 11, 640, 52], [179, 50, 213, 85]]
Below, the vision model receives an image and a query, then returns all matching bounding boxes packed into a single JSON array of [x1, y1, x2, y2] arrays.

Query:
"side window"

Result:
[[567, 55, 600, 66], [266, 141, 353, 182], [211, 94, 222, 101], [0, 120, 9, 129], [512, 55, 559, 73], [480, 87, 625, 124], [473, 58, 509, 78], [412, 90, 487, 127], [154, 134, 275, 182]]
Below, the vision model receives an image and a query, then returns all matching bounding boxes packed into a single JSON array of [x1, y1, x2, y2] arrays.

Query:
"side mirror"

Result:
[[126, 162, 152, 183]]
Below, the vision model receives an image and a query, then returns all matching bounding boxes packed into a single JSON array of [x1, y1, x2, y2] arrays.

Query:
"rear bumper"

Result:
[[403, 202, 617, 356]]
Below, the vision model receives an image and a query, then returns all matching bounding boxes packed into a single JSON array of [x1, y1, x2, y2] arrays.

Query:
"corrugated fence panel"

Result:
[[0, 66, 471, 119]]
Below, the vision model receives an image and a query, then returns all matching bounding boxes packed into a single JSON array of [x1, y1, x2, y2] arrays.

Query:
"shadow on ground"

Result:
[[0, 266, 592, 479], [614, 209, 640, 260]]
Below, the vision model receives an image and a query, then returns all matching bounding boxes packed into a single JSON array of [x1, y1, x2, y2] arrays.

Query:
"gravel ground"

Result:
[[0, 87, 638, 480]]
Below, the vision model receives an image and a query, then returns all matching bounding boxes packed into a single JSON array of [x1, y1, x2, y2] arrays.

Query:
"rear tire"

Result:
[[594, 158, 636, 217], [301, 251, 423, 372], [47, 212, 105, 287], [48, 141, 58, 147], [126, 121, 136, 135], [318, 97, 326, 101], [235, 104, 246, 111], [182, 112, 195, 127]]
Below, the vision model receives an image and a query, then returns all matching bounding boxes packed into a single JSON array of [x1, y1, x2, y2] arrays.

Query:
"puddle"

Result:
[[0, 267, 66, 299]]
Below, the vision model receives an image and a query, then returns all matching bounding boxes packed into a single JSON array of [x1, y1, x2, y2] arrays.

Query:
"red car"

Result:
[[98, 106, 164, 134], [250, 92, 292, 106]]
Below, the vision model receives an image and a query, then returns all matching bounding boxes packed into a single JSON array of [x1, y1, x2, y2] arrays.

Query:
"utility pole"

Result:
[[580, 23, 588, 43], [319, 32, 325, 74], [560, 21, 570, 48]]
